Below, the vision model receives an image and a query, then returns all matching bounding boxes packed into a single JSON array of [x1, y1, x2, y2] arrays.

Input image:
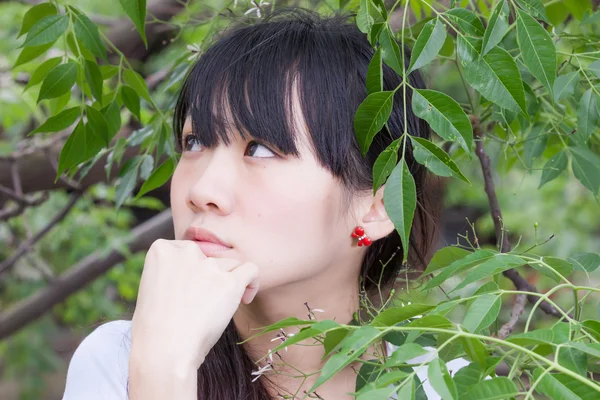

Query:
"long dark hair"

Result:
[[171, 6, 440, 399]]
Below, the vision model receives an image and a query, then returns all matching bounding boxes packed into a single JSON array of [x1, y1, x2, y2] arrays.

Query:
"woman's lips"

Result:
[[194, 240, 232, 256]]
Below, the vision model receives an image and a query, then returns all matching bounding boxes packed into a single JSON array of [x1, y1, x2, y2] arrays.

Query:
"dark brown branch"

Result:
[[0, 209, 174, 340], [472, 115, 563, 323], [0, 192, 84, 275]]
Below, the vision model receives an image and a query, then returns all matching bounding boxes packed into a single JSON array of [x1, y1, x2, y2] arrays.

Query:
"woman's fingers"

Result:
[[230, 262, 260, 304]]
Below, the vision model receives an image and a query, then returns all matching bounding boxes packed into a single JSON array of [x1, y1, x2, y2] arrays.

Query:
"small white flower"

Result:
[[186, 43, 201, 61], [400, 301, 422, 318], [251, 362, 273, 382], [244, 0, 270, 18]]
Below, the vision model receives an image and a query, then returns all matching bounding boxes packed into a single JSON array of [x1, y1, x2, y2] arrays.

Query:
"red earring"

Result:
[[351, 226, 372, 247]]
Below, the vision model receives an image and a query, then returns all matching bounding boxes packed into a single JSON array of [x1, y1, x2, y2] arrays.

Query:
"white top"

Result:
[[61, 320, 470, 399]]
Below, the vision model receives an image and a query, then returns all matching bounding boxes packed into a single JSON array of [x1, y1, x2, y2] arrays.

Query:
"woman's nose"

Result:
[[186, 149, 236, 215]]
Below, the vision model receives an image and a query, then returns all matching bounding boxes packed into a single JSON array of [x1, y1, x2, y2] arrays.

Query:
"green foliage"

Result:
[[2, 0, 600, 398]]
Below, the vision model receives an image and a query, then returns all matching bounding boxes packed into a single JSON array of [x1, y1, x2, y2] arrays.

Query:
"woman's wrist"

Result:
[[128, 348, 198, 400]]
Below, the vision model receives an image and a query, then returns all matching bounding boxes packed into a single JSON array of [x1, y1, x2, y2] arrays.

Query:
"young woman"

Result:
[[61, 7, 468, 400]]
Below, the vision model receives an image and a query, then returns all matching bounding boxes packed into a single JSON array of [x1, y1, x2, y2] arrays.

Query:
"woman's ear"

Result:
[[359, 185, 395, 241]]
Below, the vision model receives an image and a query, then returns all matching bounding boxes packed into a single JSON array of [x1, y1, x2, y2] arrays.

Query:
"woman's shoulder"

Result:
[[62, 319, 132, 400]]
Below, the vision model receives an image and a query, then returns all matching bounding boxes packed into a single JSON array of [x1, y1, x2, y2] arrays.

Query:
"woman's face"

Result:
[[170, 96, 364, 293]]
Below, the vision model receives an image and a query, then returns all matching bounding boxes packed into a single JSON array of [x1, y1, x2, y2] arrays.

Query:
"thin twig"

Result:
[[472, 115, 563, 324]]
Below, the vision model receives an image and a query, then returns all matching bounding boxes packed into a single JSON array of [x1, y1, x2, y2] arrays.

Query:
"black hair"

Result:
[[171, 6, 440, 399]]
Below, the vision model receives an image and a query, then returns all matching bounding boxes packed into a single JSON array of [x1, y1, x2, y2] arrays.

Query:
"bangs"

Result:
[[173, 7, 409, 187], [174, 15, 308, 156]]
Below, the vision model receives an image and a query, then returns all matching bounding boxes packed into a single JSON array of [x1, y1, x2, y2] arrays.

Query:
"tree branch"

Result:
[[0, 192, 84, 276], [0, 209, 173, 340], [471, 115, 563, 333]]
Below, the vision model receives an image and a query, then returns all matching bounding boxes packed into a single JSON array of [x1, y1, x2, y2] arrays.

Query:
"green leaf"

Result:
[[461, 377, 518, 400], [506, 329, 554, 345], [50, 89, 71, 115], [457, 36, 527, 116], [460, 336, 487, 367], [354, 91, 395, 155], [23, 56, 61, 92], [568, 253, 600, 273], [396, 377, 415, 400], [121, 85, 141, 121], [355, 362, 382, 393], [428, 358, 458, 400], [558, 346, 588, 376], [57, 119, 86, 177], [379, 27, 403, 77], [139, 154, 154, 180], [407, 18, 446, 73], [29, 107, 80, 136], [115, 158, 140, 209], [406, 315, 453, 329], [424, 247, 471, 275], [481, 0, 508, 57], [73, 12, 107, 61], [424, 249, 496, 289], [539, 149, 567, 188], [20, 15, 68, 48], [123, 69, 151, 103], [383, 159, 416, 263], [267, 320, 338, 351], [589, 60, 600, 79], [516, 9, 557, 97], [449, 254, 526, 293], [473, 281, 499, 296], [13, 43, 54, 68], [554, 71, 580, 102], [239, 318, 316, 342], [135, 158, 176, 199], [462, 294, 501, 334], [309, 326, 382, 393], [452, 363, 483, 395], [118, 0, 147, 47], [533, 369, 599, 400], [523, 125, 548, 169], [569, 146, 600, 195], [372, 138, 400, 194], [102, 101, 122, 143], [582, 320, 600, 341], [105, 137, 127, 180], [324, 328, 351, 357], [86, 105, 109, 146], [18, 3, 57, 38], [356, 0, 375, 35], [383, 343, 428, 368], [444, 8, 484, 36], [411, 89, 472, 153], [410, 136, 470, 183], [366, 46, 383, 95], [372, 304, 434, 327], [85, 60, 103, 106], [575, 88, 599, 143], [514, 0, 551, 24], [567, 342, 600, 359], [37, 62, 78, 103], [529, 256, 574, 282], [551, 323, 570, 344]]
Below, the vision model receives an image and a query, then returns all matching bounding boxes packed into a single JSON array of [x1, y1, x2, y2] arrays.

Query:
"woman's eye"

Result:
[[246, 141, 276, 158], [183, 133, 203, 152]]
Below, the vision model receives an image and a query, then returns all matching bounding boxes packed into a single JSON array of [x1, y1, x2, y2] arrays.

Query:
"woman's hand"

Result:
[[128, 239, 260, 399]]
